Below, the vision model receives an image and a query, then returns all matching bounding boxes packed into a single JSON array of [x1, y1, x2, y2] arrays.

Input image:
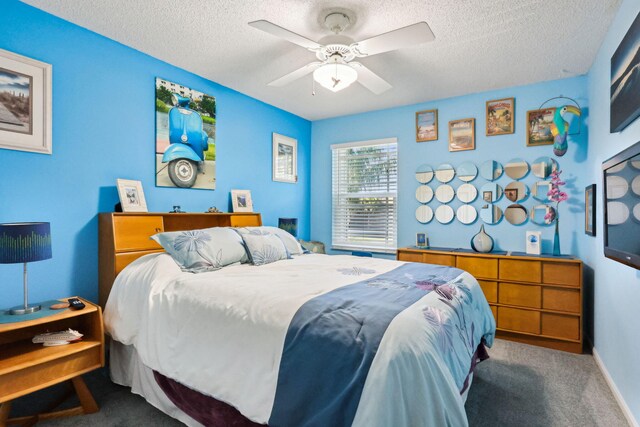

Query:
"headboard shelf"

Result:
[[98, 212, 262, 308]]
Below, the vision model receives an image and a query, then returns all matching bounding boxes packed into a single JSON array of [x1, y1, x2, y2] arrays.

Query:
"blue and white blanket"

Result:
[[105, 253, 496, 427]]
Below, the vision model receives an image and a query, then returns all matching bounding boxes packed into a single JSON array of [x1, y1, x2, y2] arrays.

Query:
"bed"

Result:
[[99, 213, 496, 427]]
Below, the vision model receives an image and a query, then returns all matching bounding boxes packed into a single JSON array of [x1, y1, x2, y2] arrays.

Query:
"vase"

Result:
[[552, 218, 561, 256], [471, 225, 494, 253]]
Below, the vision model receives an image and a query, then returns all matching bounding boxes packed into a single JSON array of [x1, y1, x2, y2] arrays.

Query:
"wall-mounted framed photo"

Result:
[[526, 108, 556, 146], [486, 97, 514, 136], [448, 118, 475, 152], [585, 184, 596, 236], [611, 11, 640, 133], [272, 133, 297, 183], [0, 48, 52, 154], [416, 109, 438, 142], [231, 189, 253, 212], [116, 179, 148, 212]]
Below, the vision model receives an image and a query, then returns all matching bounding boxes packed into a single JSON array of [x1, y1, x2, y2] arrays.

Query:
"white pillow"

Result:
[[250, 226, 304, 255]]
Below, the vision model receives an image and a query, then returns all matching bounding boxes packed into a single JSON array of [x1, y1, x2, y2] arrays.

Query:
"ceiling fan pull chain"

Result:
[[312, 78, 316, 96]]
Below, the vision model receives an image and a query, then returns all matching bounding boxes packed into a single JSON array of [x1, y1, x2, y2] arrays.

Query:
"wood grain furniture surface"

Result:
[[0, 297, 104, 425], [397, 248, 583, 353], [98, 212, 263, 308]]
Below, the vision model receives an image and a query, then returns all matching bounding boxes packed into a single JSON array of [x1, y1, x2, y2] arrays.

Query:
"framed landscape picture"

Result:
[[486, 98, 514, 136], [611, 11, 640, 133], [448, 118, 475, 152], [526, 108, 556, 146], [416, 109, 438, 142], [0, 48, 51, 154], [272, 133, 297, 183]]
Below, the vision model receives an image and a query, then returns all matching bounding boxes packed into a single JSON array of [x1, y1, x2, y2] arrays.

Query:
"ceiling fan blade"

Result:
[[350, 62, 392, 94], [249, 20, 322, 51], [268, 62, 323, 87], [353, 22, 435, 57]]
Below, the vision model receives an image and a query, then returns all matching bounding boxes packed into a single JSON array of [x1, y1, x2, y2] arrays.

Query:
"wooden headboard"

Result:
[[98, 212, 262, 308]]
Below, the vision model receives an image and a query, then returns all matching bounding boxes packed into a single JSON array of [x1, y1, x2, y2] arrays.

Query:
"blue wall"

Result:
[[311, 77, 589, 259], [585, 0, 640, 422], [0, 1, 311, 307]]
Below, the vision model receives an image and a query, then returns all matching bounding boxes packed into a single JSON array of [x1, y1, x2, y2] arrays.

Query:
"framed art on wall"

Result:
[[486, 97, 514, 136], [585, 184, 596, 236], [0, 48, 52, 154], [155, 77, 216, 190], [272, 133, 297, 183], [116, 179, 148, 212], [416, 109, 438, 142], [231, 189, 253, 212], [610, 11, 640, 133], [526, 108, 556, 146], [448, 118, 475, 151]]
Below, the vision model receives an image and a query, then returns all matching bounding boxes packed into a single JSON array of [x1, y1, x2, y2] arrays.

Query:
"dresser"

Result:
[[397, 248, 583, 353]]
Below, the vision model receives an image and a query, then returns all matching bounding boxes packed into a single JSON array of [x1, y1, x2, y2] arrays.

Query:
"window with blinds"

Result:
[[331, 138, 398, 253]]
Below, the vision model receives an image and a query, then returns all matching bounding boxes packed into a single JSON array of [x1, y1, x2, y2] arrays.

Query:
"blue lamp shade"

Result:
[[278, 218, 298, 238], [0, 222, 52, 264]]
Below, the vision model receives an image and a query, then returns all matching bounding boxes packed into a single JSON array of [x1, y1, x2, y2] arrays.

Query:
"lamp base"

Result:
[[9, 304, 41, 315]]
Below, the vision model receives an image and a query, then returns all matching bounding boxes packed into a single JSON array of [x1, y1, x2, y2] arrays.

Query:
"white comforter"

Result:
[[105, 253, 494, 426]]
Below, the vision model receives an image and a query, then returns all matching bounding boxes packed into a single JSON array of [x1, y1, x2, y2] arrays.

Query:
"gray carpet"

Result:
[[9, 339, 628, 426]]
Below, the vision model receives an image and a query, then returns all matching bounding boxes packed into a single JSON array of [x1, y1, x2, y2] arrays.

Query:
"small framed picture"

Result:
[[273, 133, 297, 183], [231, 189, 253, 212], [585, 184, 596, 236], [416, 109, 438, 142], [526, 108, 556, 146], [448, 118, 475, 152], [116, 179, 148, 212], [416, 232, 428, 248], [526, 231, 542, 255], [486, 97, 514, 136]]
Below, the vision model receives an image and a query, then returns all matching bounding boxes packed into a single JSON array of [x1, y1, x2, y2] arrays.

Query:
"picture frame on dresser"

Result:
[[231, 189, 253, 212], [116, 179, 148, 213]]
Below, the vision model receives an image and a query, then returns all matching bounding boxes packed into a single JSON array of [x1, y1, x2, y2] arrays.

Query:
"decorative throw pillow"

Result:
[[237, 230, 289, 266], [299, 240, 326, 254], [239, 226, 304, 255], [151, 227, 248, 273]]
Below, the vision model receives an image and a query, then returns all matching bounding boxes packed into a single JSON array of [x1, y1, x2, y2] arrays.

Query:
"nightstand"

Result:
[[0, 297, 104, 425]]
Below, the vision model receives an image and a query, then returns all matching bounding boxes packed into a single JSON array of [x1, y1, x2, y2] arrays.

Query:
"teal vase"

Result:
[[552, 218, 561, 256]]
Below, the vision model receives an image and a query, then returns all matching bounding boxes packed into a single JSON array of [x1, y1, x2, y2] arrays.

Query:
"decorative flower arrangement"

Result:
[[546, 170, 568, 255]]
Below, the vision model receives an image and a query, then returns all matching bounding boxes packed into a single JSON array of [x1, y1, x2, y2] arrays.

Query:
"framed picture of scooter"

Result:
[[155, 77, 216, 190]]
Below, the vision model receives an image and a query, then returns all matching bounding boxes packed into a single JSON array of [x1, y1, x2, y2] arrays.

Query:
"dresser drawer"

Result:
[[542, 287, 580, 313], [457, 256, 498, 279], [541, 313, 580, 340], [499, 259, 541, 283], [490, 305, 497, 321], [113, 216, 163, 252], [542, 262, 581, 287], [478, 280, 498, 303], [397, 251, 423, 263], [423, 253, 456, 267], [498, 307, 540, 334], [499, 282, 541, 308]]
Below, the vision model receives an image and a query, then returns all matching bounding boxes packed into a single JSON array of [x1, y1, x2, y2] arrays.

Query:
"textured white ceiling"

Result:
[[23, 0, 620, 120]]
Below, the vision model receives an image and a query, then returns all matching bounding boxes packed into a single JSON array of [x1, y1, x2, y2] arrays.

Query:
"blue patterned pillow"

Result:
[[151, 227, 248, 273], [237, 230, 289, 266], [238, 226, 304, 255]]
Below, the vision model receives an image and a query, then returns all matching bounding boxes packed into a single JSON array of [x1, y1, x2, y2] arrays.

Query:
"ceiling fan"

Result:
[[249, 11, 435, 94]]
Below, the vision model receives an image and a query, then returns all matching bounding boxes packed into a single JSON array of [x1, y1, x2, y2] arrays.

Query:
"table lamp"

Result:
[[0, 222, 52, 315], [278, 218, 298, 238]]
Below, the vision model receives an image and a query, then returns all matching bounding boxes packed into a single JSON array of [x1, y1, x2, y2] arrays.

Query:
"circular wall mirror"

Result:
[[435, 163, 455, 183], [634, 203, 640, 222], [435, 184, 455, 203], [505, 204, 528, 225], [416, 205, 434, 224], [479, 160, 503, 181], [504, 181, 529, 202], [456, 205, 477, 225], [456, 183, 478, 203], [608, 162, 626, 174], [632, 160, 640, 171], [480, 204, 503, 224], [505, 158, 530, 180], [435, 205, 455, 224], [632, 175, 640, 197], [532, 181, 552, 203], [531, 156, 558, 178], [415, 164, 434, 184], [606, 175, 629, 199], [415, 185, 434, 203], [480, 182, 503, 203], [530, 204, 556, 225], [457, 162, 478, 182], [607, 201, 629, 225]]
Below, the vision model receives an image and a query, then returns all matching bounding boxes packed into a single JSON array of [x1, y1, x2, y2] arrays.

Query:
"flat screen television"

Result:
[[602, 140, 640, 269]]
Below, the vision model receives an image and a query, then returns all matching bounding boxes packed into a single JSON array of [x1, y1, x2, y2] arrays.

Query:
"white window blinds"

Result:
[[331, 138, 398, 253]]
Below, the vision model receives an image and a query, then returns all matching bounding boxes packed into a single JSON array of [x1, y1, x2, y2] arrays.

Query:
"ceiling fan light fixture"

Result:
[[313, 63, 357, 92]]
